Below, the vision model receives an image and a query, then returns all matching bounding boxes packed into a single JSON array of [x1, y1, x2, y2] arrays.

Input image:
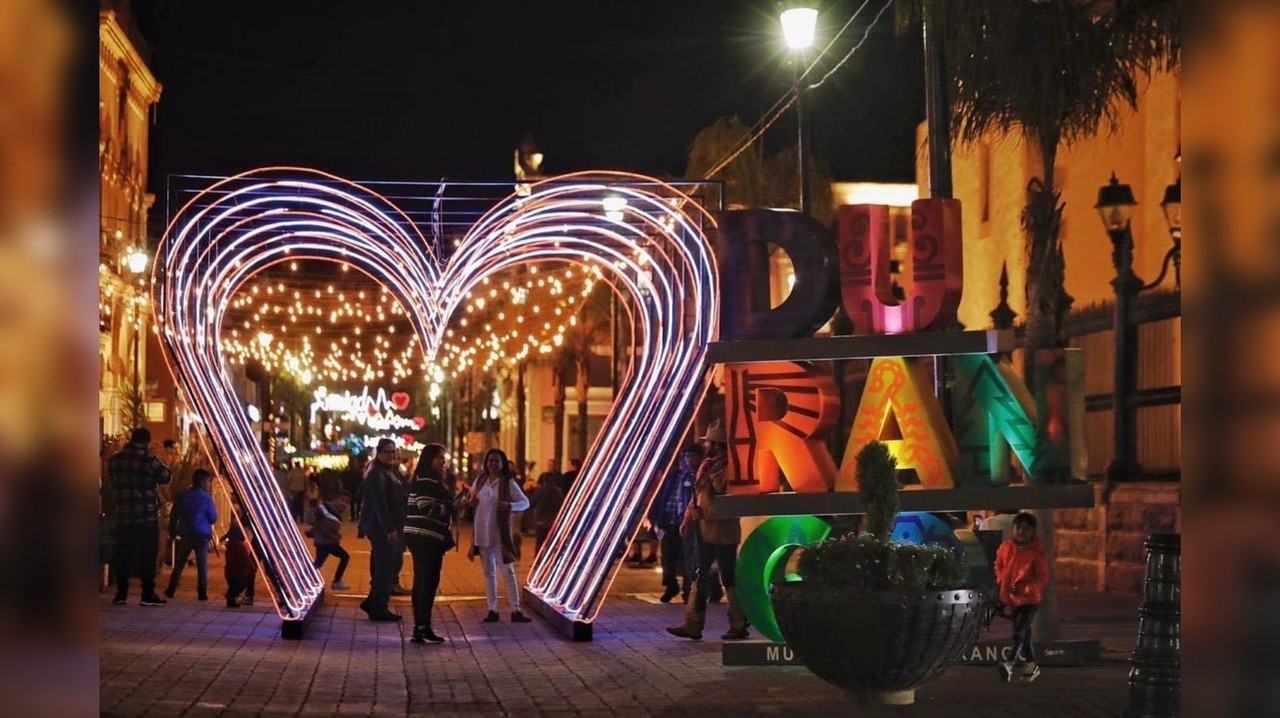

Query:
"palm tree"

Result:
[[553, 283, 614, 462], [686, 115, 835, 223], [899, 0, 1179, 357]]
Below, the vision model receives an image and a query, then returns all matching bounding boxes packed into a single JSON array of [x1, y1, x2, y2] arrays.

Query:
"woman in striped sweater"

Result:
[[404, 443, 466, 644]]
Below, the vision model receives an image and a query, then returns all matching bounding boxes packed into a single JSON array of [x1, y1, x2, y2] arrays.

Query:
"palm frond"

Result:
[[897, 0, 1179, 157]]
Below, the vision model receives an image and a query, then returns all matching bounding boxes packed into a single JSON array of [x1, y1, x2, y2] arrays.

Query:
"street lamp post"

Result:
[[126, 246, 149, 429], [781, 6, 817, 216], [1095, 173, 1142, 483], [1095, 171, 1183, 484], [1154, 177, 1181, 290]]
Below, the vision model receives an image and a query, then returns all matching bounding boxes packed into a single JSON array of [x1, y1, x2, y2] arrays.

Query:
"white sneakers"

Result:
[[998, 661, 1041, 683], [331, 580, 350, 591]]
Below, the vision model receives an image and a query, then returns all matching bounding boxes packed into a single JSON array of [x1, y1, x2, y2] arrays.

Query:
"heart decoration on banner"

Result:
[[390, 391, 411, 411], [152, 168, 718, 623]]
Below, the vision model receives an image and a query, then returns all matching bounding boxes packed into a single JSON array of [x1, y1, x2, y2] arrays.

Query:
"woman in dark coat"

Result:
[[404, 443, 466, 643]]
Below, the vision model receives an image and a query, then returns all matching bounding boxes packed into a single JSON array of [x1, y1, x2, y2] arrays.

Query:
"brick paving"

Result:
[[101, 523, 1143, 716]]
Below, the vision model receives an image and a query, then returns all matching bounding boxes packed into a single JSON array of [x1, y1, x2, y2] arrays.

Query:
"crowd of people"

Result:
[[103, 423, 757, 647], [104, 420, 1051, 690]]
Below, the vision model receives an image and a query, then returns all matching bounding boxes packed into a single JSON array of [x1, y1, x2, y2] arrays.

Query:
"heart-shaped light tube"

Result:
[[152, 167, 718, 623]]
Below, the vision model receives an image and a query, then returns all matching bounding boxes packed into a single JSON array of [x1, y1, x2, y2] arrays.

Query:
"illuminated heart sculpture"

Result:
[[153, 167, 718, 623]]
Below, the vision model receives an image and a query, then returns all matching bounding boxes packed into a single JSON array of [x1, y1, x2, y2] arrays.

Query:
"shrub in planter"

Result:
[[771, 441, 986, 705]]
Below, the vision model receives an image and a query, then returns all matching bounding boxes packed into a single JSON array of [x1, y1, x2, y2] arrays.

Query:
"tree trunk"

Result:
[[553, 366, 567, 469], [515, 361, 527, 477], [575, 356, 589, 461], [1023, 140, 1066, 642], [1022, 139, 1071, 363]]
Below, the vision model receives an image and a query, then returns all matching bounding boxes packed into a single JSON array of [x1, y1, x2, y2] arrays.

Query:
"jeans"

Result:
[[113, 521, 160, 599], [659, 527, 685, 591], [364, 530, 397, 612], [226, 567, 256, 603], [313, 544, 350, 583], [693, 538, 737, 614], [166, 535, 210, 596], [1011, 604, 1039, 664], [478, 544, 521, 613], [406, 536, 447, 629]]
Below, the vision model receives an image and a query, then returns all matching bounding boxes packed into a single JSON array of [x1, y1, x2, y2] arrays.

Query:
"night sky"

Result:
[[130, 1, 924, 194]]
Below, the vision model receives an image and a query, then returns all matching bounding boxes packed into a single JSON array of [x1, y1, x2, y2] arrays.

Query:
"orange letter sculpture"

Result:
[[724, 362, 839, 494], [838, 357, 958, 490]]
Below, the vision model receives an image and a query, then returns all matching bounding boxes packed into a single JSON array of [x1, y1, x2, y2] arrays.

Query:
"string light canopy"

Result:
[[219, 260, 601, 386]]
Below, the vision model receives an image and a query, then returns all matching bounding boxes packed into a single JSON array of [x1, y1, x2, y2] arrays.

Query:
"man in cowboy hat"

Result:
[[666, 420, 749, 641]]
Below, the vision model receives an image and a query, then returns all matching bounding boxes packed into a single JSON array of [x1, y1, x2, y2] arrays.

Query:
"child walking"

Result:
[[223, 523, 257, 608], [994, 511, 1049, 683], [164, 469, 217, 600], [312, 491, 352, 591]]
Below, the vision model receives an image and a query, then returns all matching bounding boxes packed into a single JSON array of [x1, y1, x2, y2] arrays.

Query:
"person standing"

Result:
[[649, 443, 703, 603], [467, 448, 532, 623], [667, 421, 749, 641], [285, 462, 308, 521], [164, 469, 218, 600], [358, 439, 406, 621], [529, 471, 565, 556], [535, 459, 562, 492], [404, 443, 468, 644], [559, 457, 582, 495], [107, 428, 173, 606], [223, 522, 257, 608], [994, 512, 1050, 683], [342, 459, 364, 521]]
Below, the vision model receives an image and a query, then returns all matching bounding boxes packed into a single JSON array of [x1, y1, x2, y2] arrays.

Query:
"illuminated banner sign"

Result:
[[309, 386, 423, 433]]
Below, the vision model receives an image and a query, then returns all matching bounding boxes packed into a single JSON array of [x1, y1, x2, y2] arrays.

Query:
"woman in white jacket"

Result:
[[468, 448, 532, 623]]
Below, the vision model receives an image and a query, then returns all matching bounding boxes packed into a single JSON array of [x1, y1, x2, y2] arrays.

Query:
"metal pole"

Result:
[[922, 1, 952, 199], [795, 62, 810, 215], [1108, 227, 1144, 482]]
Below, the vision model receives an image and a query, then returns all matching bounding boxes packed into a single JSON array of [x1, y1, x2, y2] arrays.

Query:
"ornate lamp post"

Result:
[[126, 246, 150, 427], [780, 5, 817, 215], [1153, 177, 1181, 290], [1095, 173, 1141, 482]]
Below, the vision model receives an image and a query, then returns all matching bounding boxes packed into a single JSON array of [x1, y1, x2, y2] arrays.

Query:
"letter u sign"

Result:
[[837, 199, 962, 334]]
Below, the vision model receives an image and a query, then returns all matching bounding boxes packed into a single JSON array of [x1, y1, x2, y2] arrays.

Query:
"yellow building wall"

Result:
[[99, 8, 163, 438], [925, 70, 1181, 330]]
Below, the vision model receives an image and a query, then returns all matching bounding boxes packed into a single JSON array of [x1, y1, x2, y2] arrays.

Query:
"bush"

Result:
[[796, 533, 966, 591], [856, 441, 898, 540], [795, 440, 966, 591]]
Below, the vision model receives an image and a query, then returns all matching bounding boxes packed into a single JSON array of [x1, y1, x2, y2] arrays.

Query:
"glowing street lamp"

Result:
[[781, 7, 818, 49], [125, 246, 149, 274], [780, 6, 818, 215]]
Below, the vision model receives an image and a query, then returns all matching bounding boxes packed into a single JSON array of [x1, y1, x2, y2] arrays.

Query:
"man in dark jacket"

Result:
[[107, 428, 173, 606], [358, 439, 406, 621], [164, 469, 218, 600], [648, 443, 703, 603]]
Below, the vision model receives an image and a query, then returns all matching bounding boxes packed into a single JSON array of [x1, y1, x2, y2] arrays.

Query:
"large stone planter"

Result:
[[771, 580, 986, 704]]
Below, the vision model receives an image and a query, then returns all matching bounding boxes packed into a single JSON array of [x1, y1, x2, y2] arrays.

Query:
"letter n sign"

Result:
[[951, 355, 1070, 485]]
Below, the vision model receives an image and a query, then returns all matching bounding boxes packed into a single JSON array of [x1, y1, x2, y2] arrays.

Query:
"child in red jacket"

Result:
[[993, 512, 1049, 683], [223, 523, 258, 608]]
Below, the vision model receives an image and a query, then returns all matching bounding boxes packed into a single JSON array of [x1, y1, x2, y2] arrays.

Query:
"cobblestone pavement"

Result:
[[101, 524, 1143, 716]]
